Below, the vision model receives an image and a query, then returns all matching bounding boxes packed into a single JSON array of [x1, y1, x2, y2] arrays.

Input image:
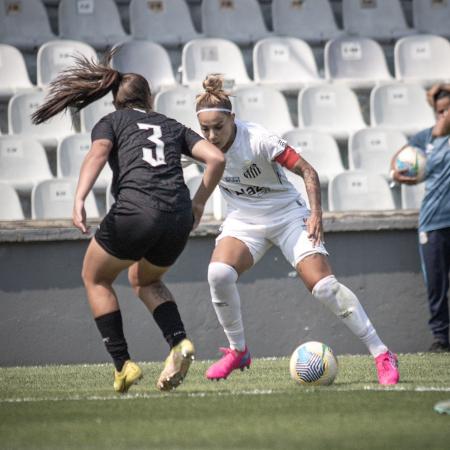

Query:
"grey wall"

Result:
[[0, 216, 429, 367]]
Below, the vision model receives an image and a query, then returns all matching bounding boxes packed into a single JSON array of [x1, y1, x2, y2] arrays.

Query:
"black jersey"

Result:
[[91, 108, 203, 212]]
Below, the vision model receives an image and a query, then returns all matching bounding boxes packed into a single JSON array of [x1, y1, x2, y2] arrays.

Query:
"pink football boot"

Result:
[[206, 347, 251, 380], [375, 350, 399, 385]]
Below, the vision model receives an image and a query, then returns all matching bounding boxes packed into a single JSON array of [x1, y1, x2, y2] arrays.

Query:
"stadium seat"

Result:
[[105, 179, 115, 212], [111, 41, 177, 94], [342, 0, 415, 42], [57, 134, 112, 191], [370, 83, 435, 136], [0, 0, 56, 51], [348, 128, 407, 177], [153, 87, 201, 133], [401, 182, 426, 210], [31, 178, 99, 219], [0, 44, 34, 101], [234, 86, 294, 135], [271, 0, 343, 44], [324, 36, 393, 90], [298, 85, 367, 140], [0, 181, 24, 220], [394, 34, 450, 87], [0, 136, 53, 194], [328, 170, 395, 211], [283, 129, 344, 186], [253, 37, 324, 92], [58, 0, 129, 50], [281, 168, 310, 209], [37, 40, 98, 88], [129, 0, 203, 47], [412, 0, 450, 39], [201, 0, 271, 45], [8, 90, 74, 148], [181, 38, 252, 90], [80, 93, 115, 133]]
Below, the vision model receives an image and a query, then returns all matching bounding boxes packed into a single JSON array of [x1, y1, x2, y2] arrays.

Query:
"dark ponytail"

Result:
[[31, 48, 152, 124]]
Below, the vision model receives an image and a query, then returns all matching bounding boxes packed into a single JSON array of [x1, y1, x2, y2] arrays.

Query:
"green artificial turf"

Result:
[[0, 354, 449, 450]]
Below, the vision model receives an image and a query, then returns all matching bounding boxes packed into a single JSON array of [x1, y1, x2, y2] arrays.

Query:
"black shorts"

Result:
[[95, 199, 194, 267]]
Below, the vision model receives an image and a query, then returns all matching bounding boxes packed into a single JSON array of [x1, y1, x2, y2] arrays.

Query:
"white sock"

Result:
[[312, 275, 388, 357], [208, 262, 246, 352]]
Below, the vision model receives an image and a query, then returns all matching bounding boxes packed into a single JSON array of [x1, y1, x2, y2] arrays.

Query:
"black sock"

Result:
[[95, 310, 130, 371], [153, 302, 186, 348]]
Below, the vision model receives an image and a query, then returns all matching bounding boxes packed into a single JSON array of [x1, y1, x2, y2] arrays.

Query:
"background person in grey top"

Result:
[[391, 83, 450, 352]]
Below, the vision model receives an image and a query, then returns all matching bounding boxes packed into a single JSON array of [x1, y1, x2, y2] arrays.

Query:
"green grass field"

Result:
[[1, 353, 449, 450]]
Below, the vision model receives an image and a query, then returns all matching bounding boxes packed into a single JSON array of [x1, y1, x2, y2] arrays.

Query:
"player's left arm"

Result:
[[275, 146, 323, 245]]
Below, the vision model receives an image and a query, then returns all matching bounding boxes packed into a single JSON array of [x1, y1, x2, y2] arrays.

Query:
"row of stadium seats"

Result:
[[0, 169, 425, 221], [0, 128, 411, 192], [1, 0, 449, 52], [0, 81, 435, 146], [2, 33, 450, 101]]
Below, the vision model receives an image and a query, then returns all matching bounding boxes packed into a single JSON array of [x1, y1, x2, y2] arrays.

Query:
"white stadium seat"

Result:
[[181, 38, 252, 90], [58, 0, 129, 50], [342, 0, 415, 42], [0, 182, 24, 220], [272, 0, 343, 44], [0, 136, 53, 194], [201, 0, 271, 45], [412, 0, 450, 39], [401, 182, 426, 210], [283, 129, 344, 186], [111, 40, 177, 94], [129, 0, 203, 46], [153, 87, 201, 133], [328, 170, 395, 211], [0, 44, 34, 101], [298, 85, 366, 140], [32, 178, 99, 220], [37, 40, 97, 88], [348, 128, 408, 176], [324, 36, 393, 89], [0, 0, 55, 51], [57, 134, 112, 191], [394, 34, 450, 87], [106, 180, 114, 212], [80, 93, 115, 133], [185, 174, 214, 216], [8, 90, 74, 148], [234, 86, 294, 135], [370, 83, 435, 136], [253, 37, 324, 92]]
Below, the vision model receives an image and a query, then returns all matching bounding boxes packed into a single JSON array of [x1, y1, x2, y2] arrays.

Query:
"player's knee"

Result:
[[208, 262, 238, 296], [312, 275, 356, 318]]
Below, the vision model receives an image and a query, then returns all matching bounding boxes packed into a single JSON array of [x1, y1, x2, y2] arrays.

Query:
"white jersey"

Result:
[[220, 120, 305, 217]]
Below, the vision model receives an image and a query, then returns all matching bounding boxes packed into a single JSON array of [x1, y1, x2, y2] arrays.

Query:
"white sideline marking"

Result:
[[1, 386, 450, 403]]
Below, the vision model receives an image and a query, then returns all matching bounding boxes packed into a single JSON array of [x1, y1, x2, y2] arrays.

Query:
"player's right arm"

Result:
[[74, 138, 112, 234], [190, 140, 225, 229]]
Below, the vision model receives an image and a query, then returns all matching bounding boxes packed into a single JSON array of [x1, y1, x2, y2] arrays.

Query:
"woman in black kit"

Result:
[[32, 51, 225, 393]]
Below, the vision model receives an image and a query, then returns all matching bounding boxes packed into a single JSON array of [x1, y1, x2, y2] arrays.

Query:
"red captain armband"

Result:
[[275, 146, 300, 170]]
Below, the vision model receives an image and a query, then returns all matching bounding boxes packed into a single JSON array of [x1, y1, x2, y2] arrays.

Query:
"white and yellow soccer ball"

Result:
[[395, 145, 427, 182], [289, 341, 338, 386]]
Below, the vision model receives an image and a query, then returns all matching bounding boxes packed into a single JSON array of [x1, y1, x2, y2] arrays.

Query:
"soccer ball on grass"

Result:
[[289, 341, 338, 386]]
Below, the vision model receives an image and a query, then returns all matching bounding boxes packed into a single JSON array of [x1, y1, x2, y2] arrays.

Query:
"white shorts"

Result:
[[216, 201, 328, 267]]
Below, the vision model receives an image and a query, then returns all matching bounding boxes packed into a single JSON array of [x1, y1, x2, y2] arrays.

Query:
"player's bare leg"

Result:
[[206, 237, 253, 380], [297, 253, 399, 385], [82, 238, 142, 393], [128, 259, 195, 391]]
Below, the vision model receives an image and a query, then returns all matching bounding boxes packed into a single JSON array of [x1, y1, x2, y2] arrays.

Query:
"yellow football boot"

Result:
[[113, 360, 143, 393], [156, 339, 195, 391]]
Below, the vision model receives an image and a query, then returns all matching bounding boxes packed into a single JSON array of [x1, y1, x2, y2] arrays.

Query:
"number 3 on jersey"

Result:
[[138, 123, 167, 167]]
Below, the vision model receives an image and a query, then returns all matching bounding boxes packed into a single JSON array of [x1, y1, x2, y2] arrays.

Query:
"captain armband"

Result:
[[274, 146, 300, 170]]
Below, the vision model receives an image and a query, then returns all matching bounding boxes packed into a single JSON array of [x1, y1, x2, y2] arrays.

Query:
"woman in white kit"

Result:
[[196, 75, 400, 385]]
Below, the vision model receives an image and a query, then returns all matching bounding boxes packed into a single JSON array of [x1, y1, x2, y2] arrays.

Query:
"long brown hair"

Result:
[[32, 48, 152, 124], [195, 74, 233, 113]]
